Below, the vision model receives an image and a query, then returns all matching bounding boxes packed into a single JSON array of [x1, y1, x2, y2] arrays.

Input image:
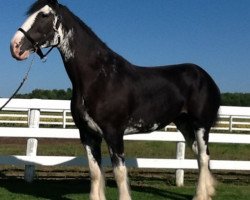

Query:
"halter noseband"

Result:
[[18, 15, 61, 61]]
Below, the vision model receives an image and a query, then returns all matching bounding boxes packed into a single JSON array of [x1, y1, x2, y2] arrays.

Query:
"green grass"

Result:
[[0, 134, 249, 199], [0, 178, 249, 200], [0, 139, 249, 161]]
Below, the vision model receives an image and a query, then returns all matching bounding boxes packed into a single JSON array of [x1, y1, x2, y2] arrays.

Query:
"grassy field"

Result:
[[0, 138, 249, 160], [0, 176, 249, 200], [0, 138, 249, 199]]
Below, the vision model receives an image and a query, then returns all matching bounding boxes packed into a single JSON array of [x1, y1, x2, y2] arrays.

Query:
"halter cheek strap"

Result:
[[18, 15, 61, 61], [18, 28, 45, 60]]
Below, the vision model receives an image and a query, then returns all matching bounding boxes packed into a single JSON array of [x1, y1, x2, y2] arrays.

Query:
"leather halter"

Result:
[[18, 15, 61, 61]]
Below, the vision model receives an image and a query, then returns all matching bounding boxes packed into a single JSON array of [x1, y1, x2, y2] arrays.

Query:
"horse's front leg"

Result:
[[81, 132, 106, 200], [105, 132, 131, 200]]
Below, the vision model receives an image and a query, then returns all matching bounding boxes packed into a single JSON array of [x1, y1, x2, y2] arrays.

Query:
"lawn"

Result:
[[0, 135, 249, 199], [0, 177, 249, 200]]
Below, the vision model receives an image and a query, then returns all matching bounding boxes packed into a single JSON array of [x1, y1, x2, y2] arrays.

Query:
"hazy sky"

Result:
[[1, 0, 250, 97]]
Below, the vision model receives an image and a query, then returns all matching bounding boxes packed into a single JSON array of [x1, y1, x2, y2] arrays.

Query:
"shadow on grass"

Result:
[[0, 178, 89, 200], [0, 177, 193, 200], [131, 184, 193, 200]]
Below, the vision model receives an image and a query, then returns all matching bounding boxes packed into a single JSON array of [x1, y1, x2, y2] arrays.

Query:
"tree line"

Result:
[[221, 93, 250, 106], [15, 88, 72, 100], [12, 89, 250, 106]]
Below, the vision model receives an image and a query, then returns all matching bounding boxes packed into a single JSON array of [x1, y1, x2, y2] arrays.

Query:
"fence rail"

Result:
[[1, 98, 250, 132], [0, 98, 250, 185]]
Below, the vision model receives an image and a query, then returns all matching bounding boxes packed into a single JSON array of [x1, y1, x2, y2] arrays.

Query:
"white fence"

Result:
[[0, 98, 250, 185]]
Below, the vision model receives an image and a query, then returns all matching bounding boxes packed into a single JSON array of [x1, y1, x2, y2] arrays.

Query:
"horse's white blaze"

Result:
[[12, 5, 52, 43], [85, 146, 106, 200], [114, 165, 131, 200], [11, 5, 58, 60], [194, 128, 215, 200], [22, 5, 53, 31]]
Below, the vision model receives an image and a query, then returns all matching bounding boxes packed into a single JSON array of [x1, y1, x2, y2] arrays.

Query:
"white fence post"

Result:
[[229, 116, 233, 132], [24, 138, 38, 182], [24, 109, 40, 183], [28, 109, 40, 129], [175, 141, 186, 187], [63, 110, 66, 128]]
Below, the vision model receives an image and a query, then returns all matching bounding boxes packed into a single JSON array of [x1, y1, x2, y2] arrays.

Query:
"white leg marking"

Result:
[[192, 141, 198, 155], [86, 146, 106, 200], [114, 165, 131, 200], [193, 128, 215, 200]]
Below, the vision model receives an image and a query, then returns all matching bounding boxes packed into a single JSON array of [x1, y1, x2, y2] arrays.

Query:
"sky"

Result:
[[1, 0, 250, 97]]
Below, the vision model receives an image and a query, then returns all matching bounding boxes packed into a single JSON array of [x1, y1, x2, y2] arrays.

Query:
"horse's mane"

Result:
[[26, 1, 128, 63], [60, 6, 108, 48], [59, 4, 125, 60]]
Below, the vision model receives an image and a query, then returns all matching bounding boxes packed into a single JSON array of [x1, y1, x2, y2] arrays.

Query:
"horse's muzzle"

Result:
[[10, 33, 30, 61]]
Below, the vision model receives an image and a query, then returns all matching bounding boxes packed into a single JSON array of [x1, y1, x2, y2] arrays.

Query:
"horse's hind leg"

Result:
[[193, 128, 215, 200], [81, 131, 106, 200], [175, 115, 215, 200], [174, 114, 196, 149]]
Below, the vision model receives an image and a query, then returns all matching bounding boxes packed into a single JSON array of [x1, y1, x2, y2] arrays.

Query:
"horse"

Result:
[[10, 1, 220, 200]]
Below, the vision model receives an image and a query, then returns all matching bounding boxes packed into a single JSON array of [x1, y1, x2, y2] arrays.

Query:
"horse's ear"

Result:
[[37, 0, 59, 6], [49, 0, 59, 6], [51, 0, 59, 5]]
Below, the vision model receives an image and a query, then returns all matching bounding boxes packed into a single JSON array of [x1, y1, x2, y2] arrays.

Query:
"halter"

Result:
[[18, 15, 61, 61]]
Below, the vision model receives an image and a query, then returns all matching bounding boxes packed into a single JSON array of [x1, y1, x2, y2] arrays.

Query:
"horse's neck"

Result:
[[57, 20, 111, 95]]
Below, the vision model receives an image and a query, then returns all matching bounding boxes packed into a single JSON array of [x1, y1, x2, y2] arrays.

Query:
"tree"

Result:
[[14, 90, 250, 106], [221, 93, 250, 106], [15, 88, 72, 100]]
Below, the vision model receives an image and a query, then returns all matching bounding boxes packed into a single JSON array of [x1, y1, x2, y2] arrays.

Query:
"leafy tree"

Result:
[[15, 88, 72, 100], [221, 93, 250, 106]]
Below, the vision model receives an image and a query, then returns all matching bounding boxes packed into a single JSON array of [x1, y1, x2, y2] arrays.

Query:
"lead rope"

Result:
[[0, 54, 36, 111]]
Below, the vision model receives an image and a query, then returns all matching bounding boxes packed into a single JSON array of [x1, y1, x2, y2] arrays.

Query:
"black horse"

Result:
[[10, 1, 220, 200]]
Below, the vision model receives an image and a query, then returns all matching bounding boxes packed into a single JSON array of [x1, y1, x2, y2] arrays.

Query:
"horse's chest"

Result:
[[82, 109, 103, 134], [72, 98, 103, 134]]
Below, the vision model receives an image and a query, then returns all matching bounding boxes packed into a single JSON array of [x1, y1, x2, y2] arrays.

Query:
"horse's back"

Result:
[[132, 63, 220, 107], [126, 63, 220, 129]]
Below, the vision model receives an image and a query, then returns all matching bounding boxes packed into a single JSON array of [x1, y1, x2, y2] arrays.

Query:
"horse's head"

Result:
[[10, 0, 61, 60]]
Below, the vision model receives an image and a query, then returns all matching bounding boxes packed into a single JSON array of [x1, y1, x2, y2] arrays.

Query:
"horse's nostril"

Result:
[[19, 50, 24, 56]]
